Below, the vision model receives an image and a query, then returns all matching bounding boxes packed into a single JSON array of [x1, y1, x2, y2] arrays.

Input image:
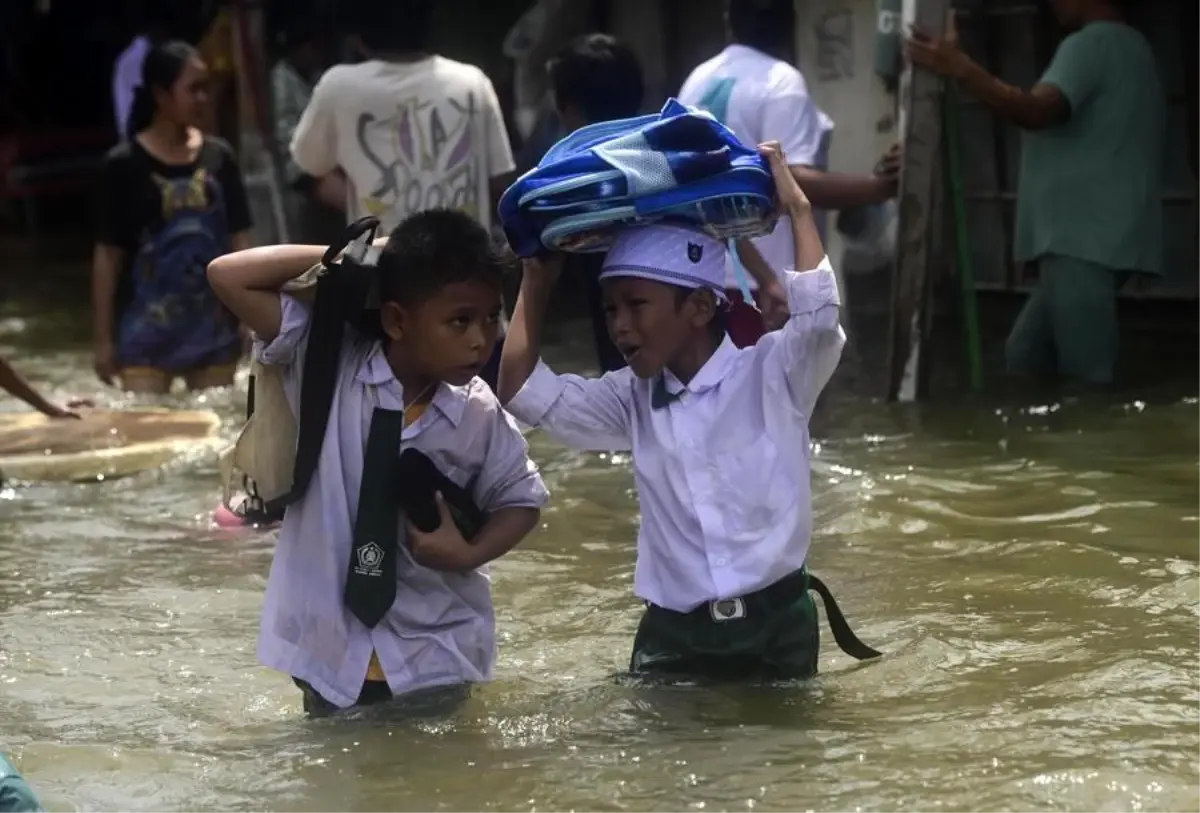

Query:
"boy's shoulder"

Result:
[[428, 55, 489, 81], [311, 62, 366, 94], [452, 377, 513, 427]]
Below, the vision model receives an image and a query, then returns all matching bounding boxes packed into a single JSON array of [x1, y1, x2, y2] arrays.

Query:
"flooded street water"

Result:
[[1, 286, 1197, 812]]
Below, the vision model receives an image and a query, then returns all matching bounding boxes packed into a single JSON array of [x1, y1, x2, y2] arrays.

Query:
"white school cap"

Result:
[[598, 224, 729, 303]]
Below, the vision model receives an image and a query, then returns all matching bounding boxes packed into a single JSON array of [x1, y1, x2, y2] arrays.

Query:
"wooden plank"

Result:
[[887, 0, 951, 402]]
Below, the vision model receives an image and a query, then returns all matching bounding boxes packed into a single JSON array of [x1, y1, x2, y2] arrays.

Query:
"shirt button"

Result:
[[714, 557, 728, 567]]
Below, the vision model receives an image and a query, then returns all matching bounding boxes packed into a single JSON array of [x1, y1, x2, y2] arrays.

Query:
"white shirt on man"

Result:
[[290, 55, 515, 235], [679, 44, 834, 289]]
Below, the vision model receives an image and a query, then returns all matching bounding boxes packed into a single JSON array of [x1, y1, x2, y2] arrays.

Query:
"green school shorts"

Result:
[[629, 569, 820, 681]]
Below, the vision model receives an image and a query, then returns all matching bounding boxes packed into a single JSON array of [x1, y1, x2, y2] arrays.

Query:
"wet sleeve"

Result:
[[94, 151, 130, 248], [472, 400, 550, 512], [753, 255, 845, 418], [1040, 29, 1103, 113], [478, 72, 516, 178], [252, 293, 311, 368], [290, 69, 340, 178], [506, 362, 635, 452], [216, 143, 253, 234], [760, 88, 833, 167]]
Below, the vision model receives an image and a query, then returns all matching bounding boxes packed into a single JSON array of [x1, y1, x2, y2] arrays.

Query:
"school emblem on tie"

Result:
[[354, 541, 385, 577], [687, 242, 703, 263]]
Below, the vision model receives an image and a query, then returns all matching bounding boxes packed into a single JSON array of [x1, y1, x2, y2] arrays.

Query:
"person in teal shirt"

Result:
[[0, 755, 42, 813], [905, 0, 1165, 385]]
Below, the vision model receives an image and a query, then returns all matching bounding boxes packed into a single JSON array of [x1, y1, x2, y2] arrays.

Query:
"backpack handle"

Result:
[[322, 216, 381, 267]]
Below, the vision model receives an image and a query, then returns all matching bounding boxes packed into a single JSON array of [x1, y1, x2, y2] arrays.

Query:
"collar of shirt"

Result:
[[660, 335, 740, 400], [354, 342, 467, 428], [722, 43, 773, 63]]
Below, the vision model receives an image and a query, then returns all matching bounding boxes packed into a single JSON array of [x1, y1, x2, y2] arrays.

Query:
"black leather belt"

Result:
[[649, 569, 883, 662]]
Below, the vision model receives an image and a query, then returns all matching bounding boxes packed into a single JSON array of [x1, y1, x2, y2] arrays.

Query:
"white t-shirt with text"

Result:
[[290, 56, 515, 235]]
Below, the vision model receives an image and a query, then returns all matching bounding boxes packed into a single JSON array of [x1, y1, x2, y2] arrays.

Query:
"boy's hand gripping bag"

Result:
[[219, 217, 384, 515]]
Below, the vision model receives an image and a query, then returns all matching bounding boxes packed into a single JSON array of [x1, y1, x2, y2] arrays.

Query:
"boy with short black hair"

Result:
[[208, 208, 548, 714], [547, 33, 645, 133], [498, 143, 877, 680]]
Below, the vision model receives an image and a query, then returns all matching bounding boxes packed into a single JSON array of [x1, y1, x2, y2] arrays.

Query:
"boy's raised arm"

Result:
[[496, 255, 561, 406], [499, 254, 634, 452], [207, 244, 327, 343], [755, 142, 846, 417]]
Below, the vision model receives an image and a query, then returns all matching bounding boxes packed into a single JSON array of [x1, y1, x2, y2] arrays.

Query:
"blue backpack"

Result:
[[498, 99, 778, 272]]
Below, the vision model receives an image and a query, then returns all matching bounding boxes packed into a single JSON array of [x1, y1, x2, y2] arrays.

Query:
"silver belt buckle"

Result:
[[709, 597, 746, 622]]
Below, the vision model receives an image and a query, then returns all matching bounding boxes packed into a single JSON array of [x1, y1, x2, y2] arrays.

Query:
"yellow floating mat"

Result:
[[0, 408, 223, 483]]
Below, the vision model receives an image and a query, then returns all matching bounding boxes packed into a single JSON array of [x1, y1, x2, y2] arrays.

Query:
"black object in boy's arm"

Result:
[[396, 448, 486, 540]]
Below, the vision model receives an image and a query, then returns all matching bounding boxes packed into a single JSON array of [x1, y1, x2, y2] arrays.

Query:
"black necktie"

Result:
[[650, 376, 683, 410], [344, 407, 405, 628]]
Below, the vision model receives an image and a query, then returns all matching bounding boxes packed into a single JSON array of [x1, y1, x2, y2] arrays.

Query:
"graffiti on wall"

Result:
[[813, 4, 856, 81]]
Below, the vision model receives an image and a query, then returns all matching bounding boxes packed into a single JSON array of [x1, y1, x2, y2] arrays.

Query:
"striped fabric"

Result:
[[498, 98, 777, 259]]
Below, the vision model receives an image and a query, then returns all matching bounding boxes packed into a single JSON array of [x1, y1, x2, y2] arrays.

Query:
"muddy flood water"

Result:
[[1, 281, 1197, 812]]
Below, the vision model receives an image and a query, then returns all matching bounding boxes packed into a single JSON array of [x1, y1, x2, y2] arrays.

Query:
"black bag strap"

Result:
[[263, 216, 383, 515], [808, 574, 883, 661]]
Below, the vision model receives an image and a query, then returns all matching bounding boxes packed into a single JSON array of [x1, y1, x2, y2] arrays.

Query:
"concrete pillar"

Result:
[[792, 0, 899, 270]]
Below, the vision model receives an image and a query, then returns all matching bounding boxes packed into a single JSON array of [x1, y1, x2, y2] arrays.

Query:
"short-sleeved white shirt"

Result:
[[290, 56, 515, 235], [679, 45, 834, 288]]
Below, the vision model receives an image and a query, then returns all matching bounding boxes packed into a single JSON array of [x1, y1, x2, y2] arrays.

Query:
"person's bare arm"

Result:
[[91, 244, 121, 348], [230, 230, 253, 252], [91, 244, 124, 385], [0, 355, 77, 418], [791, 166, 893, 210], [465, 505, 540, 567], [206, 244, 326, 342], [788, 195, 825, 272], [313, 170, 348, 212], [733, 237, 790, 330], [905, 21, 1070, 131], [497, 254, 563, 405], [957, 64, 1070, 131]]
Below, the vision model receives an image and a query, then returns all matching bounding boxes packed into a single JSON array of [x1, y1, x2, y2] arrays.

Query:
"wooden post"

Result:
[[886, 0, 949, 402]]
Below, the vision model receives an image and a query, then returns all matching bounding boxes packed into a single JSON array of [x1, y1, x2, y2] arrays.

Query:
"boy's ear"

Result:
[[689, 288, 717, 328], [380, 301, 408, 341]]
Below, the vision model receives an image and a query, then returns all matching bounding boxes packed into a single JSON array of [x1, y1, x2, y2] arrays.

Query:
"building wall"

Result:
[[793, 0, 899, 275]]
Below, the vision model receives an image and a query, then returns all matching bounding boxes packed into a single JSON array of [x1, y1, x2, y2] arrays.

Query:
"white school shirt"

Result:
[[678, 44, 834, 289], [254, 295, 548, 708], [507, 257, 843, 612]]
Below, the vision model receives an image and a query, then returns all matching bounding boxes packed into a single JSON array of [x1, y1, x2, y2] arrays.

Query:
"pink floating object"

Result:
[[212, 503, 246, 529], [211, 502, 281, 532]]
